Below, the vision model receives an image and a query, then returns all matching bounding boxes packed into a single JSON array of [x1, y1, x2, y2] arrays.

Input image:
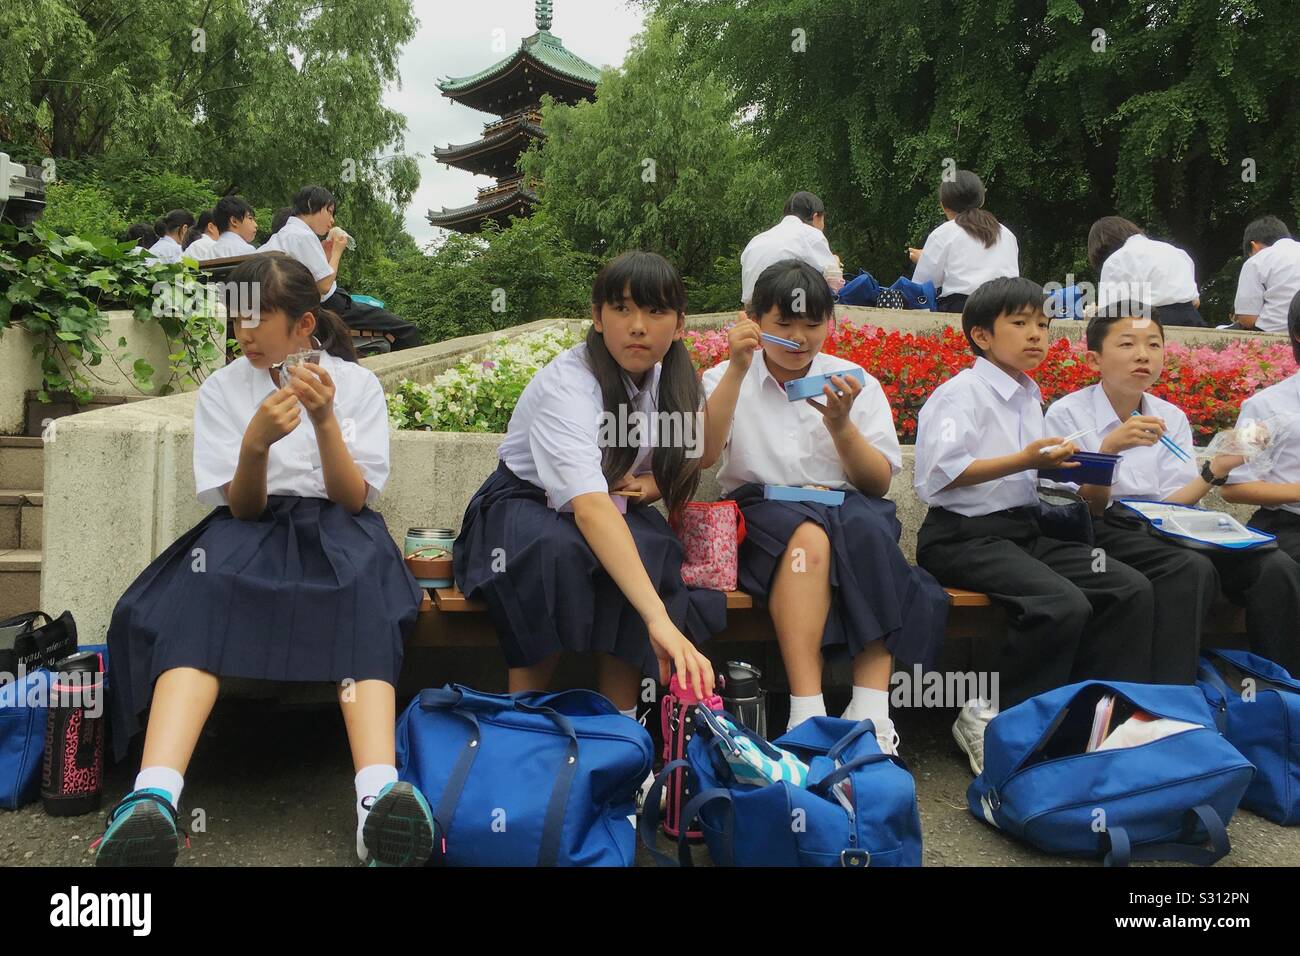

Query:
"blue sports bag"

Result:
[[1197, 650, 1300, 825], [396, 684, 653, 866], [968, 680, 1254, 865], [641, 713, 922, 866]]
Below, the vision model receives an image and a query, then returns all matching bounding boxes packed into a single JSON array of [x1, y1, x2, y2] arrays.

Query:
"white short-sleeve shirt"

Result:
[[185, 234, 219, 261], [1225, 372, 1300, 515], [1234, 237, 1300, 334], [914, 357, 1044, 516], [740, 216, 837, 305], [1043, 384, 1197, 503], [701, 352, 901, 495], [912, 220, 1020, 297], [261, 216, 336, 301], [496, 344, 665, 509], [1098, 234, 1199, 308], [193, 351, 391, 508], [146, 235, 183, 265], [209, 231, 259, 259]]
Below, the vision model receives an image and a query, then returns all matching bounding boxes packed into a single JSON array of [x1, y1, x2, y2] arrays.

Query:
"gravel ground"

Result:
[[2, 700, 1296, 867]]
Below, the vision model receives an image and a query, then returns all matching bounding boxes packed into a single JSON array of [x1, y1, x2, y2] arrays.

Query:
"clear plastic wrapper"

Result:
[[1198, 413, 1295, 470]]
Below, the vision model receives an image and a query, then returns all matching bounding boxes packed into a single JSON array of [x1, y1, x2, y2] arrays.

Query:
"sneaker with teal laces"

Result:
[[361, 781, 436, 867], [92, 788, 187, 867]]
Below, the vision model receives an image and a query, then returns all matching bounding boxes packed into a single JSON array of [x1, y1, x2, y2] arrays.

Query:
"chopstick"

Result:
[[1130, 411, 1192, 462], [1041, 427, 1097, 455], [759, 332, 803, 351], [610, 489, 644, 497]]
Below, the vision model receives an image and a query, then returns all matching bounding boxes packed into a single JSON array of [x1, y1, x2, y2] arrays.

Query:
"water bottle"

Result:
[[718, 660, 767, 739], [41, 650, 105, 816]]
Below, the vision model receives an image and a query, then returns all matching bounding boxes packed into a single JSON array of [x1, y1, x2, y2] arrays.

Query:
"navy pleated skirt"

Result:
[[107, 496, 422, 761], [728, 483, 949, 669], [453, 462, 727, 677]]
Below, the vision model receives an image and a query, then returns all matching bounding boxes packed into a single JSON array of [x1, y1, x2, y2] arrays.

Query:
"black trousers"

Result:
[[916, 506, 1154, 708], [1093, 510, 1300, 680], [323, 288, 425, 351], [936, 292, 969, 314], [1151, 301, 1205, 328]]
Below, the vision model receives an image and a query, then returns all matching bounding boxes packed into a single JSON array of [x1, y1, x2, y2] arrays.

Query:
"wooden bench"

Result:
[[403, 553, 1248, 651]]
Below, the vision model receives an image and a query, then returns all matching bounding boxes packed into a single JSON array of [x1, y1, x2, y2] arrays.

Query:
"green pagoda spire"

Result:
[[536, 1, 553, 32]]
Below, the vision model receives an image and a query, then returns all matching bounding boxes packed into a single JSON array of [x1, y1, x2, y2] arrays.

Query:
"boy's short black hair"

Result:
[[213, 195, 254, 232], [1085, 300, 1164, 351], [782, 191, 825, 225], [961, 276, 1047, 355], [1242, 215, 1291, 259], [291, 185, 336, 216], [746, 259, 836, 323], [1288, 290, 1300, 365], [270, 206, 293, 235]]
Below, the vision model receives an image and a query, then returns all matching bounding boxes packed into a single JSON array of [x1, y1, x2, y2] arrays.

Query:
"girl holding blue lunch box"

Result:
[[700, 259, 949, 753]]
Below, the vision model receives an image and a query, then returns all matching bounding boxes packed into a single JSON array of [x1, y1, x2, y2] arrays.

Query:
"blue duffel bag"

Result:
[[396, 684, 653, 866], [641, 713, 922, 866], [968, 680, 1254, 865], [1197, 649, 1300, 825]]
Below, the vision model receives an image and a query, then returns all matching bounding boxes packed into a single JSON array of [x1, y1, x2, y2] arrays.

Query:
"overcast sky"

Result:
[[384, 0, 647, 248]]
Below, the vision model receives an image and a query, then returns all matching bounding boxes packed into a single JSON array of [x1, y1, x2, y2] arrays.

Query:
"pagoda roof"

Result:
[[438, 30, 600, 113], [434, 112, 544, 177], [427, 181, 538, 234]]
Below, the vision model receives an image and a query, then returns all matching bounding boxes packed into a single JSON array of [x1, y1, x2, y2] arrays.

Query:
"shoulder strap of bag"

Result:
[[826, 720, 878, 762], [807, 751, 908, 798], [1103, 805, 1230, 867], [512, 699, 581, 867], [418, 689, 483, 846], [0, 611, 48, 631], [639, 760, 694, 867], [639, 761, 735, 867]]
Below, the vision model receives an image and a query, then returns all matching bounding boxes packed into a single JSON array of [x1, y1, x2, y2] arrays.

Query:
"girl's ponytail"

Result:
[[313, 306, 358, 362], [939, 170, 1001, 248], [226, 253, 359, 363]]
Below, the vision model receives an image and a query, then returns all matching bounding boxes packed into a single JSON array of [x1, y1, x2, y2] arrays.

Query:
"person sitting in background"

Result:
[[740, 191, 839, 306], [1232, 216, 1300, 334], [1088, 216, 1203, 327], [269, 206, 293, 237], [146, 209, 197, 265], [205, 195, 260, 259], [122, 223, 156, 254], [183, 212, 220, 259], [261, 185, 424, 351]]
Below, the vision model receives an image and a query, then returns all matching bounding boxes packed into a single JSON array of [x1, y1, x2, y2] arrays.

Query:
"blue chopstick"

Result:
[[759, 332, 802, 351], [1130, 410, 1191, 462]]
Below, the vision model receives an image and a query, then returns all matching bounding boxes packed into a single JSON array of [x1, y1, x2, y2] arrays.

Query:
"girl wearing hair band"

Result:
[[146, 209, 197, 265], [909, 169, 1020, 313], [454, 251, 721, 712], [97, 254, 431, 868]]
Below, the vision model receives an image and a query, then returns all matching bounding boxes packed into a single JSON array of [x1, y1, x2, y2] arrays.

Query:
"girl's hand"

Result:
[[285, 362, 336, 426], [907, 247, 923, 263], [807, 374, 862, 433], [611, 471, 661, 506], [245, 388, 301, 453], [727, 313, 763, 373], [646, 617, 715, 698]]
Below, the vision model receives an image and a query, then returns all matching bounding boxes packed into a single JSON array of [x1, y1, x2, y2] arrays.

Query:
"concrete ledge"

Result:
[[1, 309, 225, 436]]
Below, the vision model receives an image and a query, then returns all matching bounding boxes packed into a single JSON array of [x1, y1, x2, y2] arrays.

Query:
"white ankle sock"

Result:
[[134, 767, 184, 808], [842, 687, 890, 724], [787, 693, 826, 731], [619, 706, 637, 721], [355, 764, 398, 862]]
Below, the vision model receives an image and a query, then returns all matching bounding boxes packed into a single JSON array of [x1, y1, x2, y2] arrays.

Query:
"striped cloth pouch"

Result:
[[698, 708, 809, 789]]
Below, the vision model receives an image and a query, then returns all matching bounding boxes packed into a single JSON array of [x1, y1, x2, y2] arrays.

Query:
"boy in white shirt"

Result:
[[1044, 303, 1298, 679], [207, 195, 260, 259], [262, 185, 424, 351], [1233, 216, 1300, 334], [740, 191, 838, 305], [914, 277, 1155, 775], [183, 212, 220, 260], [1088, 216, 1202, 327]]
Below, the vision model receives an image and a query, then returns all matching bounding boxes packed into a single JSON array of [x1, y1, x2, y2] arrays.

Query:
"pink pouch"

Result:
[[671, 500, 746, 591], [660, 674, 724, 841]]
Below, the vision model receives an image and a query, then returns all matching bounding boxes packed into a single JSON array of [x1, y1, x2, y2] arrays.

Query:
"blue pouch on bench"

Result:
[[968, 680, 1254, 865], [396, 684, 652, 866], [1197, 650, 1300, 825], [641, 713, 921, 866]]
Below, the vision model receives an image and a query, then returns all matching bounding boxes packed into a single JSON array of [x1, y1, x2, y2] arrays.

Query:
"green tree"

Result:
[[1, 0, 421, 275], [650, 0, 1300, 319], [519, 17, 785, 299]]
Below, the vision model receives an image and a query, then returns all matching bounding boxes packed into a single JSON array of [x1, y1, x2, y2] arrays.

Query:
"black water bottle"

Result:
[[719, 661, 767, 738], [41, 651, 105, 816]]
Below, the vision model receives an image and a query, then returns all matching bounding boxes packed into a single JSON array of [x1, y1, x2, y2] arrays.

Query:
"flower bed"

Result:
[[685, 324, 1298, 444], [388, 320, 1296, 445]]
